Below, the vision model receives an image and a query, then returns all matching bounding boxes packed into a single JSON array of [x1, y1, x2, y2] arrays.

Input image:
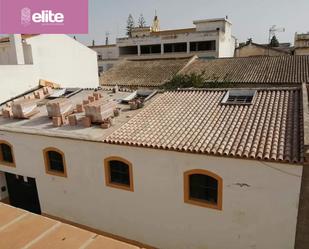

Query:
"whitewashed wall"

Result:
[[0, 65, 39, 103], [0, 131, 302, 249], [26, 35, 99, 88]]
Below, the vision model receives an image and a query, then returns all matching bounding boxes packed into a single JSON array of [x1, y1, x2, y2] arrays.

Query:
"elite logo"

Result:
[[0, 0, 88, 34], [21, 7, 64, 26], [21, 7, 31, 26]]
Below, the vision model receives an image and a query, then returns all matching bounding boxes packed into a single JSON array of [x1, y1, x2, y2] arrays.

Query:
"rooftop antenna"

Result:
[[268, 25, 285, 43], [268, 25, 285, 56], [105, 31, 110, 45]]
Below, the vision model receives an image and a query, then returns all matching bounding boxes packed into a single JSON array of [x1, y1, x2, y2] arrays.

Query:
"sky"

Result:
[[73, 0, 309, 46]]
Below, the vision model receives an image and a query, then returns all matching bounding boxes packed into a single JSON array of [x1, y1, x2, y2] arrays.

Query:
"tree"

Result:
[[269, 35, 279, 47], [126, 14, 135, 37], [138, 14, 146, 28]]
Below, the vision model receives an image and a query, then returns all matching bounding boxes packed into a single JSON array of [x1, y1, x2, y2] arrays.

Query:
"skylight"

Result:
[[222, 90, 256, 105]]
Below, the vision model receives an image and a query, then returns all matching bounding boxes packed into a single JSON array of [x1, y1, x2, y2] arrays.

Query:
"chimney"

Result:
[[9, 34, 25, 65]]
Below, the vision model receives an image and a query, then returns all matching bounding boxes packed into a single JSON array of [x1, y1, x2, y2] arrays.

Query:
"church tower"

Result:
[[151, 10, 160, 32]]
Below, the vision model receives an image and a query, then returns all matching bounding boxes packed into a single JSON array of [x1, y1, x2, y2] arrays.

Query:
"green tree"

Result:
[[126, 14, 135, 37], [138, 14, 146, 28], [269, 35, 279, 47]]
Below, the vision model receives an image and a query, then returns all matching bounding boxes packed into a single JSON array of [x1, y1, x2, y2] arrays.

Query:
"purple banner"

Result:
[[0, 0, 88, 34]]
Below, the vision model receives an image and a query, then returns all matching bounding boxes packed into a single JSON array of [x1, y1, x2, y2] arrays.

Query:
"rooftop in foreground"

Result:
[[105, 87, 303, 164], [0, 86, 304, 164], [0, 88, 159, 141], [0, 203, 140, 249]]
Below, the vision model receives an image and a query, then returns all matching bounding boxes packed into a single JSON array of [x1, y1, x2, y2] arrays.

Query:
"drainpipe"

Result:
[[9, 34, 25, 65]]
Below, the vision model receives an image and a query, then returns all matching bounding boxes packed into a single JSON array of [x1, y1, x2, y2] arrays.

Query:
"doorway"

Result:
[[5, 173, 41, 214]]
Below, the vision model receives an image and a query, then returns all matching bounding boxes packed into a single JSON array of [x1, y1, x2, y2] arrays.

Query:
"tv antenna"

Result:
[[105, 31, 110, 45], [268, 25, 285, 43]]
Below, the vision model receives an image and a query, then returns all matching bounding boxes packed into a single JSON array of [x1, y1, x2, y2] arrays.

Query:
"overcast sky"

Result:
[[73, 0, 309, 46]]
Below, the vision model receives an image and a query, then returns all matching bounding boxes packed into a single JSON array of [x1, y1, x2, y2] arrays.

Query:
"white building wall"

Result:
[[0, 65, 39, 103], [26, 35, 99, 88], [0, 131, 302, 249]]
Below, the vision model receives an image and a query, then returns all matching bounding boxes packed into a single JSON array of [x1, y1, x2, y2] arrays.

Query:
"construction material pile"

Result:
[[46, 98, 74, 118], [12, 99, 39, 119], [84, 98, 117, 123]]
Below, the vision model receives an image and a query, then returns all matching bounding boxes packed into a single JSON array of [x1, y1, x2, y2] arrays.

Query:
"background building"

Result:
[[294, 33, 309, 55], [235, 39, 292, 57], [90, 17, 236, 75]]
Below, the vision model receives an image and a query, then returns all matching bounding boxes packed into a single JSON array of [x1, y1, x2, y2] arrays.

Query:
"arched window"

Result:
[[43, 148, 67, 177], [104, 157, 133, 191], [0, 141, 15, 167], [184, 169, 222, 210]]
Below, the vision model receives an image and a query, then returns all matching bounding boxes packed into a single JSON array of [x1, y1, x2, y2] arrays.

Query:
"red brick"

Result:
[[82, 117, 91, 127], [68, 115, 77, 126], [52, 117, 62, 127]]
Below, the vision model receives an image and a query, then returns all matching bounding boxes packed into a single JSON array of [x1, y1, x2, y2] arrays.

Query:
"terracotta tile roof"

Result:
[[0, 203, 140, 249], [181, 56, 309, 84], [105, 88, 303, 164], [100, 58, 193, 87]]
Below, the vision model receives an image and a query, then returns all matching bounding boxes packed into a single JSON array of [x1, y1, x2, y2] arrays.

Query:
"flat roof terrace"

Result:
[[0, 88, 159, 142]]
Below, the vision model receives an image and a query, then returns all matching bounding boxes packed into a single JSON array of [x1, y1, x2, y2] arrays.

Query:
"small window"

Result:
[[0, 141, 15, 167], [104, 157, 133, 191], [43, 148, 67, 177], [184, 169, 222, 210], [222, 90, 256, 105]]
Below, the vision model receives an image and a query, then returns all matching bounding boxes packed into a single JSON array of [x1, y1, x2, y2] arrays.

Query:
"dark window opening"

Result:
[[189, 174, 218, 204], [47, 151, 64, 173], [119, 46, 138, 55], [0, 144, 13, 163], [190, 41, 216, 52], [141, 44, 161, 54], [109, 160, 130, 186], [164, 42, 187, 53]]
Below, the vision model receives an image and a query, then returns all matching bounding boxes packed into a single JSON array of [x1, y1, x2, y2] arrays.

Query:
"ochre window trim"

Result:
[[104, 156, 134, 192], [43, 147, 67, 178], [184, 169, 222, 210], [0, 140, 15, 167]]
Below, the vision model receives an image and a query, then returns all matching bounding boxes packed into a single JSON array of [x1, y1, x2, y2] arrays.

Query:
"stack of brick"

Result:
[[129, 99, 144, 110], [11, 99, 39, 119], [68, 115, 77, 126], [46, 98, 74, 118], [101, 117, 114, 129], [84, 99, 117, 123], [2, 108, 13, 118]]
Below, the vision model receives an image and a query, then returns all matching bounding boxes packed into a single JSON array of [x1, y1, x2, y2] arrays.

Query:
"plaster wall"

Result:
[[0, 131, 302, 249]]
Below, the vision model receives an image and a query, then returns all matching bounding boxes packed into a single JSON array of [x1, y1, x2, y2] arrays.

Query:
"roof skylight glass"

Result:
[[222, 90, 256, 105]]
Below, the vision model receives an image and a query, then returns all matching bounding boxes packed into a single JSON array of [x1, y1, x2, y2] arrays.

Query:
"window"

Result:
[[43, 148, 67, 177], [141, 44, 161, 54], [0, 141, 15, 167], [104, 157, 133, 191], [221, 90, 256, 105], [119, 46, 138, 55], [164, 42, 187, 53], [184, 169, 222, 210], [190, 41, 216, 52]]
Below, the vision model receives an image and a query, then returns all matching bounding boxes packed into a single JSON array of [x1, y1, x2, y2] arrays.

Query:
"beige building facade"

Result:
[[294, 33, 309, 55], [90, 17, 236, 74], [235, 41, 291, 57]]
